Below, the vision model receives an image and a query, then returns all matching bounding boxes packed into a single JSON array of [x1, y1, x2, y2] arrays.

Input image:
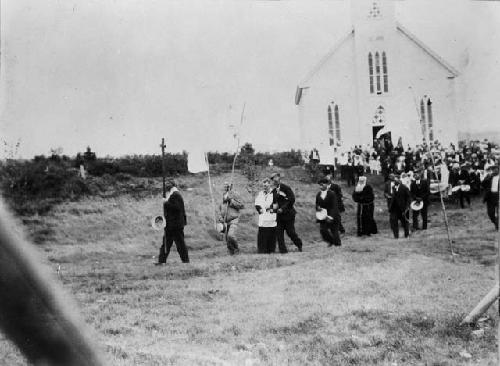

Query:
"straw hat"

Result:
[[216, 222, 226, 233], [151, 215, 166, 231], [410, 201, 423, 211], [315, 209, 328, 221]]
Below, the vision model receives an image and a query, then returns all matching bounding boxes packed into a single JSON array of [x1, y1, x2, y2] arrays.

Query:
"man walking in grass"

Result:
[[271, 172, 303, 253], [315, 177, 341, 247], [482, 164, 499, 230], [328, 174, 346, 234], [384, 174, 411, 239], [218, 182, 244, 255], [156, 179, 189, 265]]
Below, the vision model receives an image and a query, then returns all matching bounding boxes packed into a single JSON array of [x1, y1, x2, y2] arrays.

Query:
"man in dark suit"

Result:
[[384, 174, 411, 238], [271, 173, 303, 253], [315, 178, 341, 247], [482, 165, 499, 230], [410, 171, 430, 230], [328, 175, 346, 234], [457, 164, 471, 208], [156, 179, 189, 264]]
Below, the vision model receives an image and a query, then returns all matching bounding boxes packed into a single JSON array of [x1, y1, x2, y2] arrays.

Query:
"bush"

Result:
[[0, 160, 89, 215]]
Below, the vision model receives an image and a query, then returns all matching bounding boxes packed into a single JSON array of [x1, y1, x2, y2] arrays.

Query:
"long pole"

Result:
[[205, 152, 217, 228], [161, 138, 166, 198], [224, 103, 246, 246], [409, 87, 455, 258], [497, 158, 500, 362]]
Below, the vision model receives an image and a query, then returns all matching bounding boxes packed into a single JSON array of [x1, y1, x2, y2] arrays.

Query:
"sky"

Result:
[[1, 0, 499, 158]]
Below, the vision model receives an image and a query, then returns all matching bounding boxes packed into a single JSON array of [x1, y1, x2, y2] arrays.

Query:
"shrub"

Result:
[[0, 160, 89, 215]]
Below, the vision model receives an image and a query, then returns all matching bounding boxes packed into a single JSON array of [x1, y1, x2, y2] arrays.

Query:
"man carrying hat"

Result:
[[410, 171, 430, 231], [219, 182, 244, 255], [156, 179, 189, 265], [482, 164, 499, 230], [271, 172, 303, 253], [384, 174, 411, 238], [316, 178, 341, 246]]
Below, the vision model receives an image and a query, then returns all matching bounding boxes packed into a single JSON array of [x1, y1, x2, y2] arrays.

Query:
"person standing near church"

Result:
[[457, 163, 471, 208], [218, 182, 244, 255], [482, 164, 499, 230], [328, 175, 346, 234], [316, 178, 341, 247], [385, 175, 411, 238], [156, 180, 189, 265], [254, 177, 277, 254], [410, 171, 430, 230], [352, 175, 378, 237], [271, 173, 303, 253]]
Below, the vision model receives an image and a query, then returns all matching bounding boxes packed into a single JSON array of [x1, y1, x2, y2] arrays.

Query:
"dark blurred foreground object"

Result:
[[0, 199, 104, 366]]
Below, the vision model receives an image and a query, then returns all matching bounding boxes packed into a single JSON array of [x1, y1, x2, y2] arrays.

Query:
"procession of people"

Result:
[[155, 138, 499, 264]]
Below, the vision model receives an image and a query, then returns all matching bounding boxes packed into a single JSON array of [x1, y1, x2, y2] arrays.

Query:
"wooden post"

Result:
[[497, 158, 500, 347], [160, 138, 166, 198], [461, 285, 499, 325], [409, 86, 454, 258]]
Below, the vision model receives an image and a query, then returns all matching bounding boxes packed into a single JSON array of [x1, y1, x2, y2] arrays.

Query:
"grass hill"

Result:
[[0, 169, 498, 365]]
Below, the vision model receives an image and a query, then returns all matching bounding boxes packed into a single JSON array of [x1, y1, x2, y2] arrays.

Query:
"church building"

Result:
[[295, 0, 460, 154]]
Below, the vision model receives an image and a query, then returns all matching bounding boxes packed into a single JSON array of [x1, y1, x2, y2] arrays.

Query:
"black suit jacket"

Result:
[[163, 191, 187, 230], [329, 183, 345, 212], [482, 174, 499, 204], [387, 184, 411, 213], [274, 183, 297, 221], [410, 179, 430, 203], [315, 190, 340, 221]]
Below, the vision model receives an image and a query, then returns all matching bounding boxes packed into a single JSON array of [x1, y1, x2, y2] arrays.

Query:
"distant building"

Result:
[[295, 0, 460, 152]]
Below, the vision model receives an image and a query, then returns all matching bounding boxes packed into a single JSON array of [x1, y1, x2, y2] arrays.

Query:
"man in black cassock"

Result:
[[352, 175, 378, 237]]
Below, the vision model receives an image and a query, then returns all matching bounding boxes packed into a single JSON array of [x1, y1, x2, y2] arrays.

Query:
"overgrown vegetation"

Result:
[[0, 144, 305, 215]]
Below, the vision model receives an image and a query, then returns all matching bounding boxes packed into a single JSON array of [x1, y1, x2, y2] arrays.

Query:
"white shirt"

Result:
[[492, 175, 499, 193], [255, 190, 277, 227]]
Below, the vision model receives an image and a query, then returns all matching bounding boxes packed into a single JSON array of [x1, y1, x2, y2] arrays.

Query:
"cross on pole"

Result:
[[160, 138, 166, 198]]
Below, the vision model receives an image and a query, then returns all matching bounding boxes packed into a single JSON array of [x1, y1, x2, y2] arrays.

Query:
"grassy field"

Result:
[[0, 169, 498, 365]]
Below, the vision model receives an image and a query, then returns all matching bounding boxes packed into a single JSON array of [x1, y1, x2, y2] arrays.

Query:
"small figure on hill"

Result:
[[482, 164, 499, 230], [352, 175, 378, 237], [254, 177, 278, 254], [156, 179, 189, 265], [315, 178, 341, 247], [328, 174, 345, 234], [271, 173, 303, 253], [410, 170, 430, 231], [384, 174, 411, 239], [218, 182, 244, 255]]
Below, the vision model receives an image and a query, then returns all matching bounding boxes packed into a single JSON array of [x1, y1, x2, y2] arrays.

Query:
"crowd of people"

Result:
[[154, 138, 499, 264]]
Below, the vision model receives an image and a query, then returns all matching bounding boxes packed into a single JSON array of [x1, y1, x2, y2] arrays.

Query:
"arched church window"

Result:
[[382, 52, 388, 92], [334, 105, 341, 146], [427, 98, 433, 142], [368, 53, 374, 94], [327, 105, 334, 146], [375, 52, 381, 94]]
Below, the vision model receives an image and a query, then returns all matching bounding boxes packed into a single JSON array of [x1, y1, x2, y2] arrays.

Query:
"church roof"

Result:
[[396, 22, 459, 78], [295, 22, 460, 105], [296, 29, 354, 90]]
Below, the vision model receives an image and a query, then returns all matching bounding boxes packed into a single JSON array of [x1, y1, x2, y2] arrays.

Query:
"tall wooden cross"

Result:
[[160, 138, 166, 198]]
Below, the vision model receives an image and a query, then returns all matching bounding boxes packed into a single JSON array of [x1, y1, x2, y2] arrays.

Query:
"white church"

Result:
[[295, 0, 461, 155]]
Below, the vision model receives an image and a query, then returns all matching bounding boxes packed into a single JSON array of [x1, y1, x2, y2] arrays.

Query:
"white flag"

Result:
[[188, 148, 208, 173]]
